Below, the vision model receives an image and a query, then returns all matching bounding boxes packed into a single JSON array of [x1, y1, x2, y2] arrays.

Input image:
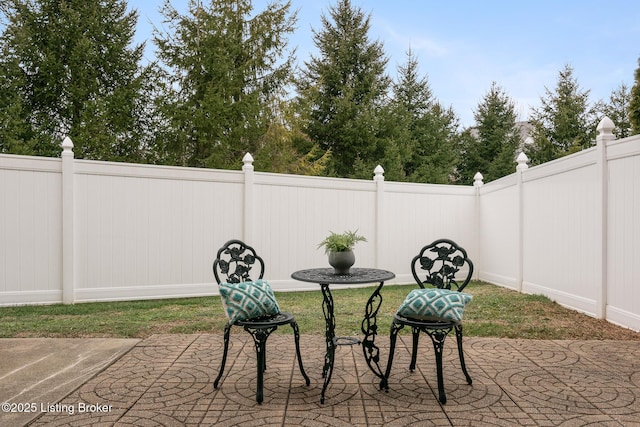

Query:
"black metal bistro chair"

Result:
[[383, 239, 474, 404], [212, 239, 310, 404]]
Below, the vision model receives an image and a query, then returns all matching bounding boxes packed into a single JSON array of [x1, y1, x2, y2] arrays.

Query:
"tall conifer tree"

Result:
[[526, 65, 597, 165], [155, 0, 296, 169], [629, 58, 640, 135], [601, 83, 632, 139], [0, 0, 150, 160], [459, 82, 520, 183], [296, 0, 390, 177], [391, 50, 458, 183]]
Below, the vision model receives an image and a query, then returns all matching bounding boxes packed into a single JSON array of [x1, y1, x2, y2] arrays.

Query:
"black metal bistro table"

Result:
[[291, 267, 395, 403]]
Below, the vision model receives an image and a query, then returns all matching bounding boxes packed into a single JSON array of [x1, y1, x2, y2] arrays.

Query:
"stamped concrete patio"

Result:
[[12, 333, 640, 426]]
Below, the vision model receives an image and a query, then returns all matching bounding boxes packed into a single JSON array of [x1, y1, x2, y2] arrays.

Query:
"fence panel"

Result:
[[249, 173, 376, 288], [606, 135, 640, 330], [73, 161, 244, 301], [1, 120, 639, 332], [382, 182, 477, 284], [0, 155, 63, 304], [520, 150, 600, 316], [477, 175, 519, 289]]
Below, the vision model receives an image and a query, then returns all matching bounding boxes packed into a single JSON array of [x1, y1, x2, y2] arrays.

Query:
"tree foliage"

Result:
[[252, 98, 331, 175], [525, 65, 598, 165], [458, 82, 521, 183], [600, 83, 632, 139], [296, 0, 390, 178], [2, 2, 637, 181], [630, 57, 640, 136], [390, 50, 458, 183], [0, 0, 151, 160], [154, 0, 297, 169]]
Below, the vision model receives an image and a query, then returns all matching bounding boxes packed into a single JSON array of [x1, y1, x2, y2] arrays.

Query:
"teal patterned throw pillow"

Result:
[[397, 288, 472, 322], [219, 280, 280, 322]]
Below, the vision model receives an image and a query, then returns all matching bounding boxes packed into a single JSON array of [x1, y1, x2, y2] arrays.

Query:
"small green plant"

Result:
[[317, 229, 367, 254]]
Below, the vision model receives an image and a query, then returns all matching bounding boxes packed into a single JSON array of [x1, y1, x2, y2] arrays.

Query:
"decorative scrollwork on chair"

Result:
[[212, 240, 309, 404], [383, 238, 474, 404]]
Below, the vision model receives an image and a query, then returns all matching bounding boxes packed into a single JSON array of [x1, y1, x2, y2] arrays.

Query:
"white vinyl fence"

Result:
[[1, 118, 639, 331], [477, 118, 640, 331]]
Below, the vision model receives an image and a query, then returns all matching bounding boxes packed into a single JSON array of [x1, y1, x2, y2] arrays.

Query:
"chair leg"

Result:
[[214, 323, 232, 389], [256, 337, 266, 404], [455, 325, 472, 385], [248, 325, 281, 404], [383, 320, 404, 390], [247, 328, 273, 404], [291, 321, 310, 385], [428, 330, 448, 404], [409, 326, 420, 371]]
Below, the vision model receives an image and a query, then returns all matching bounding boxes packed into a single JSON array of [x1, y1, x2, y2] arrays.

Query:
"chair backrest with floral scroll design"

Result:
[[213, 240, 265, 285], [410, 239, 474, 292]]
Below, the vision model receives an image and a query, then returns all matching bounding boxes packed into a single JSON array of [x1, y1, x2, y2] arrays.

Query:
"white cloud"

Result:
[[373, 18, 448, 59]]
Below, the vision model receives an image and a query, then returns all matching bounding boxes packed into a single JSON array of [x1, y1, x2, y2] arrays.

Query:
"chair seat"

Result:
[[393, 313, 460, 328], [236, 312, 295, 328]]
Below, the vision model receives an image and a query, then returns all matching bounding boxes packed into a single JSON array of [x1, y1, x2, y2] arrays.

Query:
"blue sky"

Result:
[[128, 0, 640, 128]]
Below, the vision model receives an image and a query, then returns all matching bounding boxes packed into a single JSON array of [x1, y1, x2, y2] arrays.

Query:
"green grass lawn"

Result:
[[1, 281, 638, 340]]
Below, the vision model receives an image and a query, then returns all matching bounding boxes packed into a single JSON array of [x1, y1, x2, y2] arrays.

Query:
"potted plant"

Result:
[[317, 230, 367, 274]]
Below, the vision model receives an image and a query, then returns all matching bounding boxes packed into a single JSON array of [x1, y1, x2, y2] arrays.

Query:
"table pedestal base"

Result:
[[291, 268, 395, 404], [320, 281, 387, 403]]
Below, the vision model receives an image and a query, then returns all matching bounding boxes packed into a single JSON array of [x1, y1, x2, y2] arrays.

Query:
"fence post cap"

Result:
[[242, 152, 254, 163], [242, 153, 254, 171], [473, 172, 484, 187], [61, 136, 74, 151], [516, 152, 529, 171], [374, 165, 385, 181], [596, 116, 615, 134]]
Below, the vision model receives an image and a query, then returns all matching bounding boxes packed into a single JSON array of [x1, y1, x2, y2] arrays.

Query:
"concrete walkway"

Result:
[[2, 334, 639, 426], [0, 338, 139, 426]]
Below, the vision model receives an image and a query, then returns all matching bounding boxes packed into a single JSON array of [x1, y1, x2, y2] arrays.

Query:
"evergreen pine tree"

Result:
[[629, 58, 640, 135], [459, 82, 520, 183], [0, 58, 32, 154], [0, 0, 151, 160], [296, 0, 390, 177], [391, 50, 459, 184], [601, 83, 632, 139], [154, 0, 296, 169], [526, 64, 598, 165]]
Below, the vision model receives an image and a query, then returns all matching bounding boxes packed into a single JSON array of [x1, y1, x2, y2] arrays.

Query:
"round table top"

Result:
[[291, 267, 395, 285]]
